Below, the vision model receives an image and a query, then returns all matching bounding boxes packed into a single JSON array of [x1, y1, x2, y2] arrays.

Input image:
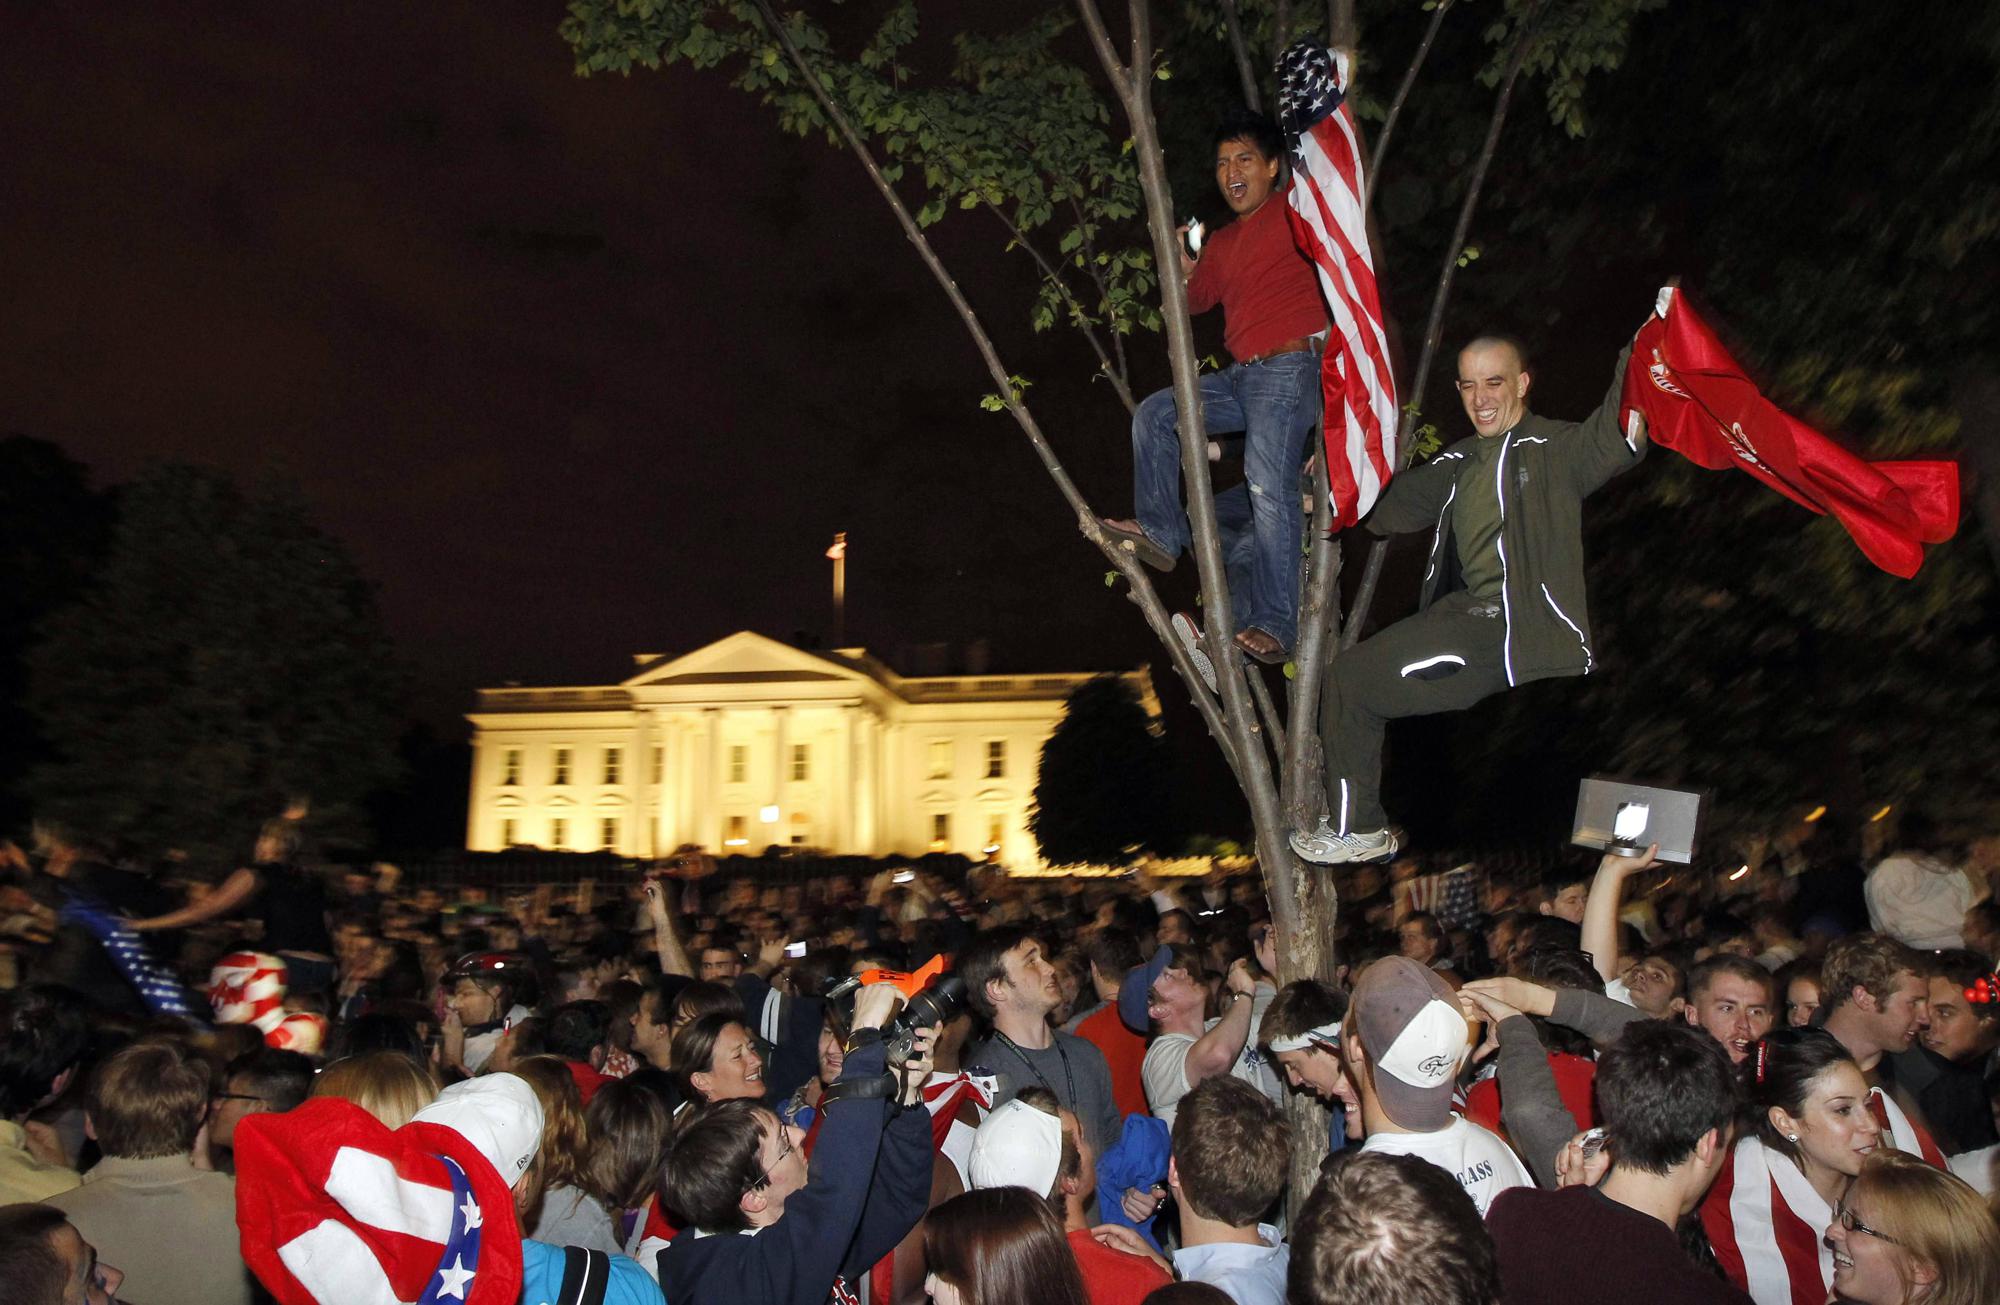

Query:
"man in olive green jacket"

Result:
[[1293, 329, 1648, 865]]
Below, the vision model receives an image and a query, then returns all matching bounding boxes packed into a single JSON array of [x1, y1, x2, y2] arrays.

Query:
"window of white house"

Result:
[[927, 740, 953, 780], [931, 812, 951, 847], [985, 739, 1006, 779], [500, 818, 517, 846], [552, 749, 572, 786], [790, 812, 809, 846], [551, 817, 569, 849], [501, 749, 521, 785], [790, 744, 810, 782], [601, 816, 619, 850], [603, 748, 622, 785], [728, 745, 748, 784], [651, 747, 663, 785], [725, 815, 748, 846]]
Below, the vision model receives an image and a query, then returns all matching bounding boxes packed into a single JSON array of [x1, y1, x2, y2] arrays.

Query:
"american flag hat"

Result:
[[234, 1074, 543, 1305], [209, 950, 289, 1034]]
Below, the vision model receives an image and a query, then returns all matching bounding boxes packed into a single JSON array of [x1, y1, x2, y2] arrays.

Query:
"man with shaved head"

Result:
[[1292, 318, 1652, 866]]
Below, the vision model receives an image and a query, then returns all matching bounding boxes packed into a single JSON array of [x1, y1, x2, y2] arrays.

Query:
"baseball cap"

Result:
[[412, 1073, 545, 1189], [1348, 956, 1467, 1131], [967, 1098, 1064, 1196], [1117, 944, 1174, 1033]]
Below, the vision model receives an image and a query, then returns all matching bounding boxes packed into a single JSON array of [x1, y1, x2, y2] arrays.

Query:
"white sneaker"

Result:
[[1289, 823, 1400, 865], [1171, 611, 1217, 696]]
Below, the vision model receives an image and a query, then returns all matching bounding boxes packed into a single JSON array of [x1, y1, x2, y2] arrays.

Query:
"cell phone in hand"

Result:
[[784, 941, 807, 958]]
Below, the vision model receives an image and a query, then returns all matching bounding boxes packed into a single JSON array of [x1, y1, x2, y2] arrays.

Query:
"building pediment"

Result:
[[624, 631, 892, 695]]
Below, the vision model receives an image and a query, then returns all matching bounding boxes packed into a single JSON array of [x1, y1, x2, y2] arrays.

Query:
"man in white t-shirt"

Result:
[[1133, 945, 1281, 1128], [1340, 955, 1530, 1215]]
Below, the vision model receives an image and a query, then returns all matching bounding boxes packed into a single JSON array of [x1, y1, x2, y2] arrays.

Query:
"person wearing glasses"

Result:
[[1699, 1028, 1945, 1305], [203, 1048, 312, 1174], [659, 982, 941, 1305], [1823, 1150, 2000, 1305]]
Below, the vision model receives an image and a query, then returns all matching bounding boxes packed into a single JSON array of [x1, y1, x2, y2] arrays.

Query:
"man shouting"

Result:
[[1293, 329, 1648, 865]]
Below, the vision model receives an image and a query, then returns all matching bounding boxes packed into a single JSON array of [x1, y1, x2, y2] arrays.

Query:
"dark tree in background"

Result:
[[26, 465, 406, 863], [1031, 674, 1178, 866], [0, 436, 111, 834]]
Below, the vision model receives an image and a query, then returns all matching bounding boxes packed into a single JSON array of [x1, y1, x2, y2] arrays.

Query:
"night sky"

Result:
[[3, 3, 1170, 727]]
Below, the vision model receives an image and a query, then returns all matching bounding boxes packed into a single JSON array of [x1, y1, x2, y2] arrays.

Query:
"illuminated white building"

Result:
[[464, 631, 1157, 867]]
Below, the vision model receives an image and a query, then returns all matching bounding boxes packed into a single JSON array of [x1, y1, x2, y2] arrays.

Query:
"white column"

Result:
[[464, 739, 486, 850], [704, 708, 723, 851], [834, 706, 855, 853]]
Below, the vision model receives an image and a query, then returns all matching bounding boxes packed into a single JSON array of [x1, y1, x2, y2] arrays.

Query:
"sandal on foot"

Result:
[[1100, 520, 1176, 572]]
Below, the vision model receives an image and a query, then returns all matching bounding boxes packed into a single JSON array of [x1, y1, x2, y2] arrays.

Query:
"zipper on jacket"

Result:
[[1494, 433, 1515, 686], [1426, 484, 1458, 584], [1541, 583, 1594, 673]]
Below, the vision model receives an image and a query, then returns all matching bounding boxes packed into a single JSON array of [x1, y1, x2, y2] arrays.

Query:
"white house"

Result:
[[464, 631, 1157, 868]]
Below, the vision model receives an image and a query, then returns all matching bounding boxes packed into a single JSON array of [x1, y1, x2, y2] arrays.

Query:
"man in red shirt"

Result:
[[1102, 109, 1327, 670]]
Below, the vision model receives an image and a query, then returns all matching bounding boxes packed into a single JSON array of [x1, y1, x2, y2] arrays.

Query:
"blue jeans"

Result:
[[1131, 352, 1319, 649]]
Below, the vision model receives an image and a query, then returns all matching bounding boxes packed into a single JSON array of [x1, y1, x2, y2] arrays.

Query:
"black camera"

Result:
[[824, 961, 967, 1066]]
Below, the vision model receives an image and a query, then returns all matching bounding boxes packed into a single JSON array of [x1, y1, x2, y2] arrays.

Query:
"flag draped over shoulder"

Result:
[[1277, 41, 1398, 531], [1621, 289, 1959, 578]]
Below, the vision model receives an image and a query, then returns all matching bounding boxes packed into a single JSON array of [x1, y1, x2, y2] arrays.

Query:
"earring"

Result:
[[1786, 1134, 1799, 1143]]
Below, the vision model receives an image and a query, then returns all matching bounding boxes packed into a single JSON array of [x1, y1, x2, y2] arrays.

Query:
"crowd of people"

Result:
[[0, 804, 1997, 1305]]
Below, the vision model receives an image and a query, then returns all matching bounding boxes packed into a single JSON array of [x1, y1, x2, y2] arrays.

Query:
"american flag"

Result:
[[1278, 41, 1398, 529]]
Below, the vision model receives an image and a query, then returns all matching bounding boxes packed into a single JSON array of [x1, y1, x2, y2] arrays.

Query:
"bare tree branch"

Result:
[[1326, 0, 1358, 51], [1273, 0, 1295, 66], [1246, 662, 1287, 763], [982, 202, 1137, 414], [741, 0, 1238, 766], [1078, 0, 1304, 931], [1064, 193, 1134, 397], [1218, 0, 1263, 112], [1284, 452, 1340, 820], [1344, 4, 1545, 648], [1367, 0, 1455, 199]]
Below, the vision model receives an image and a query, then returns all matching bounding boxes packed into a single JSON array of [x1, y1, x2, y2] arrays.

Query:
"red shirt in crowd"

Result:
[[1075, 1003, 1149, 1120], [1068, 1228, 1171, 1305], [1462, 1052, 1598, 1142], [565, 1059, 610, 1105], [1185, 189, 1327, 363]]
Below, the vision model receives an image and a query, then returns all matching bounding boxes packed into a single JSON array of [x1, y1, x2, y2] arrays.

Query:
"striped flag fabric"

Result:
[[1277, 41, 1399, 530]]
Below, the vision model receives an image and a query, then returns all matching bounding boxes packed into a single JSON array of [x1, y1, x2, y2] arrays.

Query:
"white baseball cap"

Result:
[[967, 1098, 1063, 1197]]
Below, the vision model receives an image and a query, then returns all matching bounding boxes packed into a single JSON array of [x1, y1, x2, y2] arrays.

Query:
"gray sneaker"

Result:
[[1290, 823, 1400, 865], [1171, 611, 1217, 696]]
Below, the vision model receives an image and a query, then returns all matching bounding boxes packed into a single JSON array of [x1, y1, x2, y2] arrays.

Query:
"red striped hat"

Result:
[[234, 1074, 543, 1305]]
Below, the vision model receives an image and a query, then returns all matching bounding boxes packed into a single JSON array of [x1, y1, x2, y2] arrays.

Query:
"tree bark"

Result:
[[744, 0, 1245, 777], [1366, 0, 1454, 200], [1217, 0, 1263, 112], [1343, 5, 1544, 648]]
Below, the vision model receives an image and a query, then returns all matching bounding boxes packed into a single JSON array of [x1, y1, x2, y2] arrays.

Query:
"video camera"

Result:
[[823, 953, 967, 1069]]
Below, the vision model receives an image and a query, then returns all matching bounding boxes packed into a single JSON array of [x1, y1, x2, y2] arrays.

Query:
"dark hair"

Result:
[[958, 927, 1032, 1020], [504, 1017, 547, 1060], [1932, 948, 1999, 1008], [1516, 945, 1605, 1057], [1290, 1150, 1501, 1305], [1142, 1286, 1236, 1305], [224, 1048, 316, 1115], [1210, 108, 1283, 163], [1687, 954, 1775, 1007], [599, 979, 645, 1051], [328, 1003, 433, 1065], [0, 1203, 69, 1305], [1459, 333, 1535, 378], [667, 980, 744, 1029], [924, 1187, 1091, 1305], [1260, 979, 1348, 1049], [663, 1098, 772, 1232], [1515, 915, 1582, 954], [0, 986, 90, 1119], [1172, 1076, 1290, 1226], [584, 1076, 676, 1209], [1596, 1020, 1738, 1175], [546, 1000, 612, 1063], [1742, 1027, 1856, 1163], [1085, 928, 1142, 981], [1402, 912, 1445, 945], [1964, 902, 2000, 961], [671, 1011, 749, 1102]]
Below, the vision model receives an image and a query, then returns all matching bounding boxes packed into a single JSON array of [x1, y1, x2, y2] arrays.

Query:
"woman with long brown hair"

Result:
[[923, 1186, 1089, 1305], [512, 1054, 624, 1256]]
